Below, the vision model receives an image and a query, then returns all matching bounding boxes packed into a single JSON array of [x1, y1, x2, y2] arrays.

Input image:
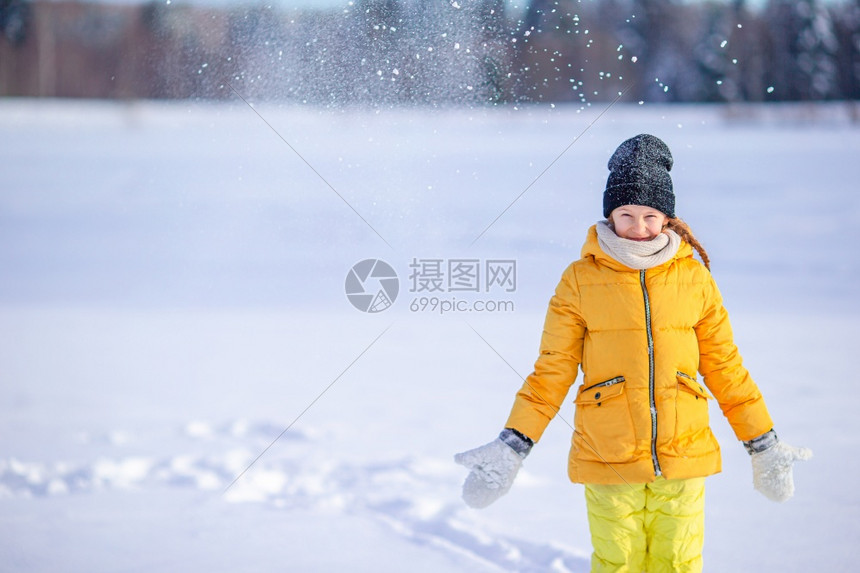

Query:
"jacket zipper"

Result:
[[581, 376, 625, 393], [640, 269, 662, 477]]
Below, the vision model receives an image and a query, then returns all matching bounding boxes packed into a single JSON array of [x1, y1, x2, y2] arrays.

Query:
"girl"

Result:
[[455, 134, 811, 572]]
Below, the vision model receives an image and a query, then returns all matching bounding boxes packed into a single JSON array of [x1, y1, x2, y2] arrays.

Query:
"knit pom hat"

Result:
[[603, 134, 675, 218]]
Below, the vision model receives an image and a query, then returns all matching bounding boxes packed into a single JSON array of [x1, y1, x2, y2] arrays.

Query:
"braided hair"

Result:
[[666, 217, 711, 271]]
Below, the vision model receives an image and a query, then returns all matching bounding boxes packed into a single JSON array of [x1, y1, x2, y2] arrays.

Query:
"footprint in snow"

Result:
[[0, 419, 589, 572]]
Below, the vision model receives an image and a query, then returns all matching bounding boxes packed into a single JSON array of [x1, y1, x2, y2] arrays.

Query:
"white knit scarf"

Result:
[[595, 220, 681, 270]]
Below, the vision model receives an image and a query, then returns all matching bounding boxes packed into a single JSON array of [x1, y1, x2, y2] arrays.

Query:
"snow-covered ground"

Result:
[[1, 99, 858, 571]]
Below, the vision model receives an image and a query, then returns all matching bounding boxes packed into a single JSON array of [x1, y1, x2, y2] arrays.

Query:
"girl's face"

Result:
[[609, 205, 669, 241]]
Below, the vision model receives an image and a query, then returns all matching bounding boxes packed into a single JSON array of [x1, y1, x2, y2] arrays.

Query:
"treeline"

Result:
[[1, 0, 858, 103]]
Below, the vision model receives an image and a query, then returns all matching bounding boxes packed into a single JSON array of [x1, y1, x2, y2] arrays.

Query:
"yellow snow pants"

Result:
[[584, 476, 705, 573]]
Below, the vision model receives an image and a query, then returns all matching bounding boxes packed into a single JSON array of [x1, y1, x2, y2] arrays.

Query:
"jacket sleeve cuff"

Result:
[[743, 429, 778, 455], [500, 428, 535, 457]]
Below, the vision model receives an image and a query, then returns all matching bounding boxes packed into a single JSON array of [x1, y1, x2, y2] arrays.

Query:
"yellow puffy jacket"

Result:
[[506, 225, 773, 484]]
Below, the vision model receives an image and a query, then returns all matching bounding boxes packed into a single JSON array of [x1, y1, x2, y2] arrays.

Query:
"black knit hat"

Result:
[[603, 134, 675, 218]]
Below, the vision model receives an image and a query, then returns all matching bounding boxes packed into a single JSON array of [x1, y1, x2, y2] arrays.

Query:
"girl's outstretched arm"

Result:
[[695, 275, 811, 501], [454, 264, 585, 508], [505, 263, 586, 442], [694, 274, 773, 441]]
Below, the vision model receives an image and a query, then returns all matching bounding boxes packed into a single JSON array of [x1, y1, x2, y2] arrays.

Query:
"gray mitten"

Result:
[[746, 430, 812, 502], [454, 429, 532, 509]]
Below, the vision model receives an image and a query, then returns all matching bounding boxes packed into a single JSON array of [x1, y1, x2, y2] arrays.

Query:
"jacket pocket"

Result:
[[677, 371, 713, 400], [674, 371, 712, 453], [573, 376, 636, 463]]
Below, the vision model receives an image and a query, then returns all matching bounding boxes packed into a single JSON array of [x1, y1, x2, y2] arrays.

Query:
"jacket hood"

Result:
[[580, 224, 693, 272]]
